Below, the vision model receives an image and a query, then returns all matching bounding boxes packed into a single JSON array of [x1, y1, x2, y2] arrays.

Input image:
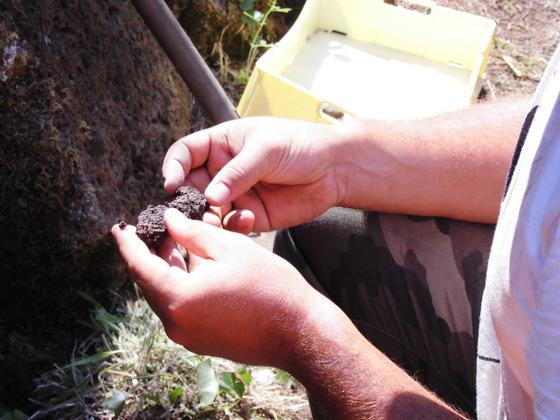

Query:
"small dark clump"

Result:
[[135, 186, 209, 247], [136, 205, 168, 247], [167, 186, 210, 220]]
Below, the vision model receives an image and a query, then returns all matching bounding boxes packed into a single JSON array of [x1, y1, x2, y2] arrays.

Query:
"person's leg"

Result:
[[274, 208, 494, 417]]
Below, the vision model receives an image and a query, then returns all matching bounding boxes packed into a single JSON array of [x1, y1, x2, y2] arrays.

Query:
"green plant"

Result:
[[29, 289, 308, 418], [0, 406, 27, 420], [238, 0, 291, 84]]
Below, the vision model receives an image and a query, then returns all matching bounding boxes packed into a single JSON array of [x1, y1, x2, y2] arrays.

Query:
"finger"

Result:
[[111, 224, 179, 297], [203, 210, 223, 228], [185, 167, 212, 193], [205, 144, 270, 206], [165, 208, 228, 259], [162, 158, 186, 195], [162, 125, 231, 194], [162, 141, 189, 194], [225, 184, 272, 232], [186, 251, 206, 272], [223, 209, 255, 234], [157, 236, 187, 271], [186, 167, 233, 224]]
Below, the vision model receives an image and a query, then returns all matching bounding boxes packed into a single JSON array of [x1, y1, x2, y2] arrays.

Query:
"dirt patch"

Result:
[[437, 0, 560, 97]]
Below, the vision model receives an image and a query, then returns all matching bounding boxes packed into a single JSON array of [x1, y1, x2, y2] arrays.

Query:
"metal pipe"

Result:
[[132, 0, 239, 124]]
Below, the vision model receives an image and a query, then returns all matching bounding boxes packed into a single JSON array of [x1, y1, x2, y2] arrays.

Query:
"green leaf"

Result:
[[64, 350, 121, 369], [94, 308, 122, 333], [168, 387, 185, 405], [196, 359, 219, 406], [219, 372, 237, 397], [242, 11, 258, 25], [275, 369, 294, 389], [102, 390, 127, 417], [77, 290, 104, 309], [238, 366, 252, 386], [0, 409, 27, 420], [239, 0, 254, 11], [235, 68, 250, 86], [219, 372, 246, 398], [239, 371, 252, 386], [271, 6, 291, 13]]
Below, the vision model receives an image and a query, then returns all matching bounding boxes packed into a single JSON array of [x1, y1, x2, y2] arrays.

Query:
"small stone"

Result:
[[167, 186, 209, 220], [136, 204, 167, 247]]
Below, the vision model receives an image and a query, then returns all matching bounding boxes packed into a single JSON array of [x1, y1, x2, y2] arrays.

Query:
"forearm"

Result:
[[286, 296, 465, 419], [331, 98, 531, 223]]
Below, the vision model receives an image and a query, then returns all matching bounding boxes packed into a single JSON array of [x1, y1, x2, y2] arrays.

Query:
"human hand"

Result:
[[162, 117, 348, 233], [111, 208, 324, 368], [112, 211, 464, 419]]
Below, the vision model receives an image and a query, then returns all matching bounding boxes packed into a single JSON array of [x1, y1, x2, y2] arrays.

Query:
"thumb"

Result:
[[205, 144, 270, 206], [165, 208, 226, 259]]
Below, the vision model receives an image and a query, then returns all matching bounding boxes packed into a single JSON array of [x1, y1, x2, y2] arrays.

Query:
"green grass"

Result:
[[28, 288, 308, 419]]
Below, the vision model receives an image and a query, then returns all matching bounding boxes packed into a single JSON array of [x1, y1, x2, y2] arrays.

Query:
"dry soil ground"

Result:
[[438, 0, 560, 96]]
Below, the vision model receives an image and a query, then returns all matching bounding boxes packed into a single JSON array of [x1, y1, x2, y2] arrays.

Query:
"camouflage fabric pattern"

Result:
[[274, 208, 494, 416]]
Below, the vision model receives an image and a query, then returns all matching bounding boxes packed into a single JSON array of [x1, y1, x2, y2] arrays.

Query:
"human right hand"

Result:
[[162, 117, 348, 233]]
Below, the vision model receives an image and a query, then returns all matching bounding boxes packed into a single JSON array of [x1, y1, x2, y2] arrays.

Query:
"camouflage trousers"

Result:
[[274, 208, 495, 417]]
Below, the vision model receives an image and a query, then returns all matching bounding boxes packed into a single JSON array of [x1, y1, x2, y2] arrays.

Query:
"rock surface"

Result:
[[0, 0, 192, 405]]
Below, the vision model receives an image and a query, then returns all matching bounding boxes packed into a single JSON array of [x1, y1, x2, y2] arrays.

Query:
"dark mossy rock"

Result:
[[0, 0, 193, 407], [0, 0, 298, 409]]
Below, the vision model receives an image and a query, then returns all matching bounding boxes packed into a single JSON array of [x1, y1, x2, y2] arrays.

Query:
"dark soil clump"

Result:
[[136, 186, 209, 247], [136, 205, 168, 247], [168, 186, 209, 219]]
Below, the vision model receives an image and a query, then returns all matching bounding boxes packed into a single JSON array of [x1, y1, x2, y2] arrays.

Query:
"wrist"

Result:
[[280, 290, 359, 380], [326, 120, 362, 207], [328, 119, 385, 208]]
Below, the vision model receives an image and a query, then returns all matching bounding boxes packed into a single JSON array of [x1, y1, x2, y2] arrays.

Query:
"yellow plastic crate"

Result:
[[237, 0, 495, 123]]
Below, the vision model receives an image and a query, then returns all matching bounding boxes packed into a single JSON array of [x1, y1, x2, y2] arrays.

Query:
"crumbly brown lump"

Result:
[[136, 186, 209, 247]]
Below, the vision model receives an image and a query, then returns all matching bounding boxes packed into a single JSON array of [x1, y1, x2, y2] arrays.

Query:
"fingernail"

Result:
[[163, 161, 184, 190], [206, 183, 230, 204], [163, 173, 182, 190]]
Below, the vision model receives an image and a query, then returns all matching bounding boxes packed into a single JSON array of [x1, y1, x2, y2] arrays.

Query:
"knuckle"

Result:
[[164, 302, 181, 324], [167, 140, 185, 159], [225, 164, 249, 183], [161, 297, 188, 326]]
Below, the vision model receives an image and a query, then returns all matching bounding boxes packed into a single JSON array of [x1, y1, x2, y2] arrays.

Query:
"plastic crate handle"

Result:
[[319, 102, 352, 123]]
